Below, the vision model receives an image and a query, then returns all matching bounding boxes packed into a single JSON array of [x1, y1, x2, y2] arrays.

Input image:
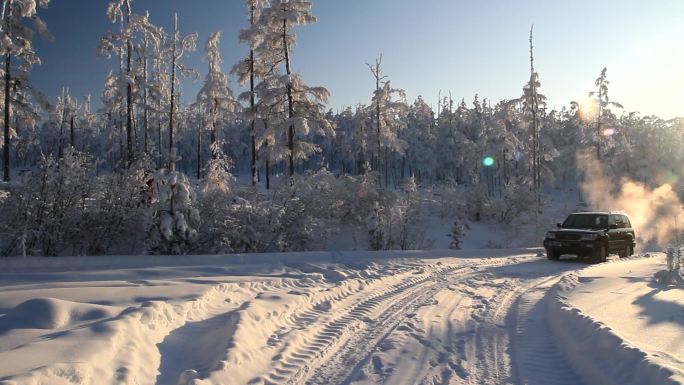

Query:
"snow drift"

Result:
[[547, 260, 684, 385]]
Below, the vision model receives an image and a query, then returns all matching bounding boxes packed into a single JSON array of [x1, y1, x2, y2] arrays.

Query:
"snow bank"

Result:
[[0, 256, 453, 385], [1, 297, 117, 330], [547, 257, 684, 385], [0, 282, 265, 385], [0, 248, 542, 273]]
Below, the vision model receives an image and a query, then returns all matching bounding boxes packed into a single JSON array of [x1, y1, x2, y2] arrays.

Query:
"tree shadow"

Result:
[[632, 286, 684, 327], [154, 304, 244, 385], [481, 258, 588, 280]]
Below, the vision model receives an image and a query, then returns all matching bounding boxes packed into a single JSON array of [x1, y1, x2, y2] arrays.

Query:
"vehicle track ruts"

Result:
[[513, 286, 587, 385], [300, 257, 538, 385]]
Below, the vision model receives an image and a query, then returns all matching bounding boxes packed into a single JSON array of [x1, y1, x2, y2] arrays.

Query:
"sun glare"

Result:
[[602, 128, 616, 136], [577, 96, 599, 124]]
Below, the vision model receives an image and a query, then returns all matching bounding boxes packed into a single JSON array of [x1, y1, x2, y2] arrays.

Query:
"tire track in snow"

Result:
[[301, 257, 538, 385], [513, 285, 587, 385], [167, 263, 432, 385], [252, 269, 441, 385], [328, 258, 590, 385], [460, 264, 589, 385]]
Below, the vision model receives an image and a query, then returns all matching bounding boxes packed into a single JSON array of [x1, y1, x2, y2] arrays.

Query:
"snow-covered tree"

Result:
[[99, 0, 136, 165], [166, 13, 197, 171], [197, 31, 237, 160], [11, 85, 42, 166], [1, 0, 52, 182], [258, 0, 334, 176], [590, 67, 622, 161], [51, 88, 77, 157], [130, 11, 164, 157], [99, 71, 125, 162], [367, 55, 408, 187], [147, 148, 200, 254], [519, 72, 546, 194], [448, 218, 465, 249], [394, 176, 426, 250], [146, 21, 170, 168], [404, 96, 435, 182], [232, 0, 268, 186]]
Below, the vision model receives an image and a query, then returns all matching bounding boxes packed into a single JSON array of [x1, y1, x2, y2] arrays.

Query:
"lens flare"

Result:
[[483, 157, 495, 167], [577, 96, 599, 124], [602, 128, 616, 136]]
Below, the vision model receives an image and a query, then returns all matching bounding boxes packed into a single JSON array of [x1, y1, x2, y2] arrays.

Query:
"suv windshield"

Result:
[[561, 214, 608, 229]]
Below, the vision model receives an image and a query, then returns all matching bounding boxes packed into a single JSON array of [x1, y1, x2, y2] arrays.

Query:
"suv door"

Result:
[[621, 214, 635, 250], [608, 214, 624, 252]]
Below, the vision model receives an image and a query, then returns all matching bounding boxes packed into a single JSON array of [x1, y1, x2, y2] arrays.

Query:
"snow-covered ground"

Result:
[[0, 251, 681, 385], [549, 254, 684, 385]]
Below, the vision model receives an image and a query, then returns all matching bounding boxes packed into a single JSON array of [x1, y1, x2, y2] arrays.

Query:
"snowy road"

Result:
[[0, 252, 679, 385]]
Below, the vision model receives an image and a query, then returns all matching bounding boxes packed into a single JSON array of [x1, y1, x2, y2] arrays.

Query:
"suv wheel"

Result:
[[593, 245, 607, 264], [547, 250, 558, 261], [619, 245, 630, 259]]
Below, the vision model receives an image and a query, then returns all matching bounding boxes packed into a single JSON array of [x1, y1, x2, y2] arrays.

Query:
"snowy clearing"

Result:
[[0, 251, 681, 385]]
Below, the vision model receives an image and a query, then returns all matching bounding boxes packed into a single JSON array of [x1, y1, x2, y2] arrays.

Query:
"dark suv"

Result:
[[543, 212, 635, 263]]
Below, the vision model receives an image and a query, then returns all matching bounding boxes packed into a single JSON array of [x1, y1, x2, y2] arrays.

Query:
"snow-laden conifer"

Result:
[[197, 31, 238, 161], [367, 55, 408, 187], [257, 0, 334, 176], [147, 148, 200, 255], [1, 0, 52, 181]]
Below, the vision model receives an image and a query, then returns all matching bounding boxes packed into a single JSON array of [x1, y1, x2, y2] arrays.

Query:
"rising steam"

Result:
[[578, 152, 684, 247]]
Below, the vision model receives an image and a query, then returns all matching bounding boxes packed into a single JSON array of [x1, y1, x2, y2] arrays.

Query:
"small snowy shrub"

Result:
[[201, 157, 233, 196], [146, 163, 200, 255], [268, 170, 340, 251], [0, 149, 93, 256], [78, 161, 149, 255], [365, 177, 431, 251], [448, 218, 465, 249], [464, 183, 489, 222], [343, 171, 384, 222], [222, 195, 276, 253], [394, 177, 429, 250], [366, 202, 387, 251], [431, 182, 465, 219], [486, 181, 537, 224], [195, 157, 235, 253]]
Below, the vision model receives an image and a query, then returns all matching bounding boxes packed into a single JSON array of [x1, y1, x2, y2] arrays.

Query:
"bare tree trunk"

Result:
[[168, 14, 178, 171], [143, 33, 149, 155], [58, 88, 66, 159], [384, 147, 388, 188], [3, 0, 12, 182], [264, 122, 271, 191], [70, 115, 75, 148], [211, 97, 218, 159], [125, 2, 133, 165], [596, 89, 603, 161], [375, 69, 381, 180], [157, 119, 162, 168], [3, 47, 10, 182], [197, 108, 202, 180], [250, 2, 257, 185], [529, 25, 540, 202], [283, 18, 295, 177], [367, 56, 384, 187]]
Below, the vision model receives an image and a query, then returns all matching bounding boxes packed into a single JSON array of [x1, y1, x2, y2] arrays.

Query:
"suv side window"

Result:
[[621, 215, 631, 228], [609, 215, 618, 227], [611, 214, 625, 229]]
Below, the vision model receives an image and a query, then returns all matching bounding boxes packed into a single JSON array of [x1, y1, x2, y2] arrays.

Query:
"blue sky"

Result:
[[32, 0, 684, 118]]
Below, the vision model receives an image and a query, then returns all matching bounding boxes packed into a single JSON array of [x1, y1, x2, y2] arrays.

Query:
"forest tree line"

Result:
[[0, 0, 682, 256]]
